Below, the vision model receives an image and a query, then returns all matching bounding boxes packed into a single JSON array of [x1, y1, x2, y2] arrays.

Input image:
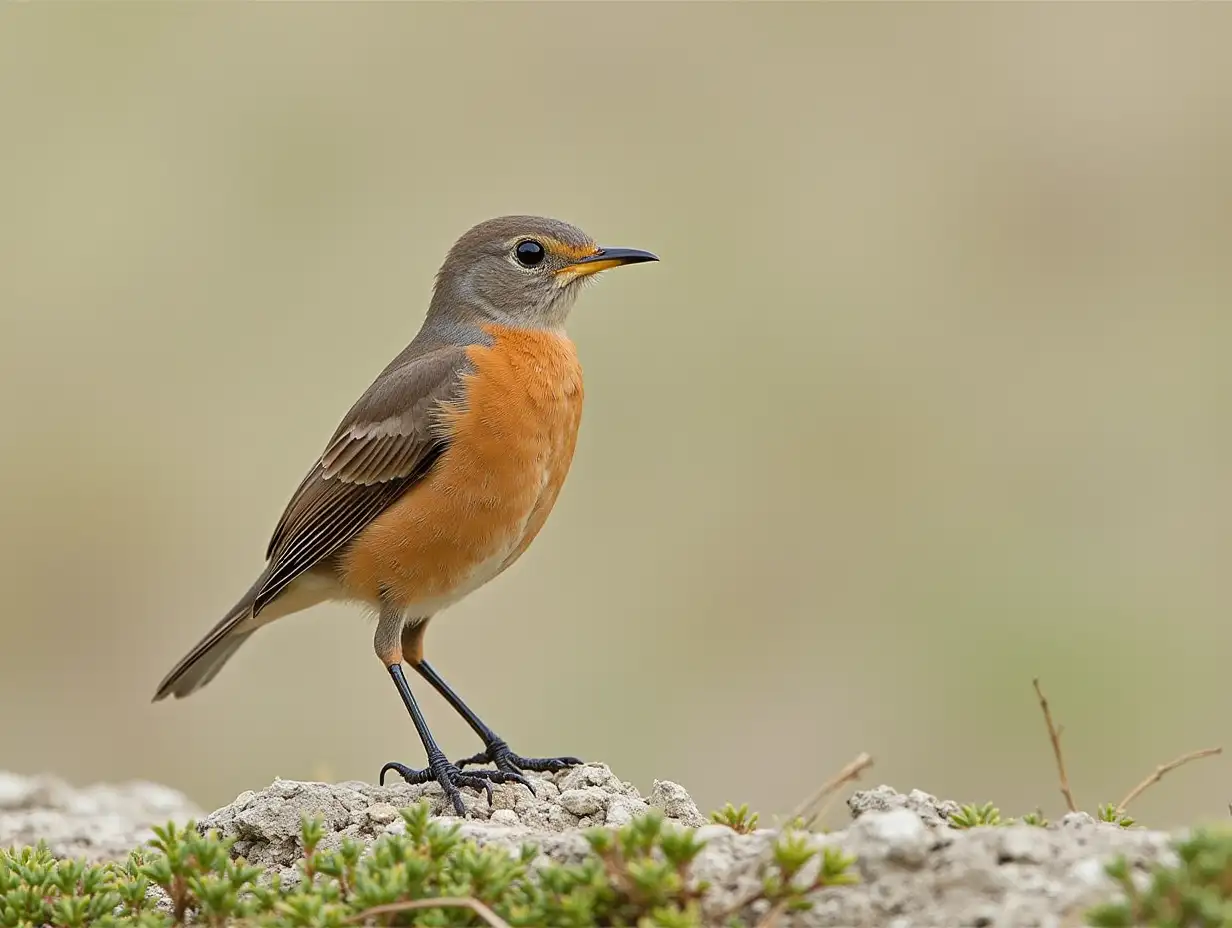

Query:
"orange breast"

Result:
[[338, 325, 584, 615]]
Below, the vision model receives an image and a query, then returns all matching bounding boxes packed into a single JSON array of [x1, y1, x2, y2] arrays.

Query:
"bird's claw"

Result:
[[455, 739, 584, 782], [379, 757, 526, 816]]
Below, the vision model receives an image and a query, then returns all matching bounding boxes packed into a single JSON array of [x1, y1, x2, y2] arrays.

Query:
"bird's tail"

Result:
[[151, 576, 265, 702]]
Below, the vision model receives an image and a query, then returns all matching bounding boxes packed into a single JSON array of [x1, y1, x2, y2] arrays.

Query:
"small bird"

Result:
[[153, 216, 657, 814]]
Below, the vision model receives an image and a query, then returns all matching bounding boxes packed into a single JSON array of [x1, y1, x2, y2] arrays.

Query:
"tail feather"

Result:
[[152, 577, 264, 702]]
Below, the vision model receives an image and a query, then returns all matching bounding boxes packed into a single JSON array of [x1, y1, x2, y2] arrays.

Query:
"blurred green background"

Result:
[[1, 4, 1230, 829]]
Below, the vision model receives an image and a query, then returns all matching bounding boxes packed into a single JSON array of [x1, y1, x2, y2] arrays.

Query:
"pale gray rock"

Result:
[[604, 794, 645, 827], [557, 786, 608, 816], [0, 771, 202, 862], [648, 778, 708, 827], [848, 784, 964, 827], [848, 807, 937, 867]]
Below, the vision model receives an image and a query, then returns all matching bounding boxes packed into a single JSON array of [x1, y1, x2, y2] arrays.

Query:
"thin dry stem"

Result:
[[1033, 678, 1077, 813], [755, 898, 791, 928], [786, 751, 875, 832], [347, 897, 509, 928], [1116, 747, 1223, 814]]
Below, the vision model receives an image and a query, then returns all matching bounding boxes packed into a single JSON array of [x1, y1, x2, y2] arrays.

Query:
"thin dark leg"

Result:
[[378, 664, 525, 815], [412, 659, 583, 775]]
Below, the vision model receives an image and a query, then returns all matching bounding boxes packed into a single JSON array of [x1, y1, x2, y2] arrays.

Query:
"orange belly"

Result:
[[337, 324, 583, 615]]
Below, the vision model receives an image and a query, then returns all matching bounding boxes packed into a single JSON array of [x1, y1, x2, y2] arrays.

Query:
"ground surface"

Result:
[[1, 766, 1177, 926], [0, 770, 204, 861]]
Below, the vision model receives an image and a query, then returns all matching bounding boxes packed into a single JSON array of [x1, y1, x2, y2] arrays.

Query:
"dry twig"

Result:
[[348, 897, 510, 928], [1116, 747, 1223, 814], [1033, 678, 1078, 813], [755, 898, 791, 928], [786, 751, 875, 832]]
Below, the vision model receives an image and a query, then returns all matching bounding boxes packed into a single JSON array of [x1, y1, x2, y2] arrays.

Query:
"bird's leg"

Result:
[[374, 608, 524, 816], [400, 619, 583, 776], [414, 659, 583, 774], [396, 619, 582, 775]]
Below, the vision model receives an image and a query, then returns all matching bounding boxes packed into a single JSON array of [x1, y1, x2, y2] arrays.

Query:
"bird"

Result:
[[152, 215, 658, 815]]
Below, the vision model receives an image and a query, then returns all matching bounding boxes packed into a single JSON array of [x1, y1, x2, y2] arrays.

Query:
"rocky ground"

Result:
[[1, 765, 1176, 926], [0, 769, 203, 862]]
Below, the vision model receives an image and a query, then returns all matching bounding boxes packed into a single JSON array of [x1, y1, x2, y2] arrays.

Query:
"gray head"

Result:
[[427, 215, 658, 330]]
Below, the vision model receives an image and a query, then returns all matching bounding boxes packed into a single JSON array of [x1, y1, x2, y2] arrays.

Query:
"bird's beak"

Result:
[[557, 247, 659, 280]]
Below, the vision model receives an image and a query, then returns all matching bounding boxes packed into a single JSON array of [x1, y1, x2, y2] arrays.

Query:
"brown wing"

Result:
[[252, 343, 470, 615]]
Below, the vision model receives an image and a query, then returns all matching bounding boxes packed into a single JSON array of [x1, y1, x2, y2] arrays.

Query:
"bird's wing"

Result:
[[253, 343, 470, 614]]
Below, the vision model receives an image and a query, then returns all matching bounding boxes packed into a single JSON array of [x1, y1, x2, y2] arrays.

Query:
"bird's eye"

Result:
[[515, 240, 546, 268]]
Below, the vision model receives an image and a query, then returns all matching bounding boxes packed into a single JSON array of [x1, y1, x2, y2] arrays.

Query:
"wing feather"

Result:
[[252, 344, 470, 615]]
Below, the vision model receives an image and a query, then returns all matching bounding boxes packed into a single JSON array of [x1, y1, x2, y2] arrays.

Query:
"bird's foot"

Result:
[[379, 755, 529, 817], [455, 737, 584, 778]]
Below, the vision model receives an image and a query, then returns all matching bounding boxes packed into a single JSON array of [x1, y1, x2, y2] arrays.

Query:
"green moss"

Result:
[[0, 803, 857, 927]]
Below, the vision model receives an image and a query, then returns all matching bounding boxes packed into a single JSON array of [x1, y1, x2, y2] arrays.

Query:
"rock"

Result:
[[192, 764, 712, 874], [489, 809, 519, 827], [557, 764, 624, 793], [0, 770, 1185, 928], [1060, 810, 1099, 828], [0, 772, 202, 862], [647, 779, 707, 827], [558, 786, 608, 816], [604, 794, 647, 827], [363, 802, 399, 826], [848, 784, 963, 827], [848, 808, 935, 867]]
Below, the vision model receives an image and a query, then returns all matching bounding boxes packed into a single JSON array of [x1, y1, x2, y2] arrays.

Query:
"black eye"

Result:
[[515, 239, 546, 267]]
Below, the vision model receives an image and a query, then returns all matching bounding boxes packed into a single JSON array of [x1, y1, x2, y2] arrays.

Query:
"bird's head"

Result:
[[429, 215, 658, 330]]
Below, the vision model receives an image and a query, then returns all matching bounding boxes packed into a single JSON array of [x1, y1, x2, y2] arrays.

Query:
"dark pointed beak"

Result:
[[559, 246, 659, 278], [575, 247, 659, 267]]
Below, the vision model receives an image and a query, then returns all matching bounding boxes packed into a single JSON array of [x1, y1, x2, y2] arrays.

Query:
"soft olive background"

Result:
[[1, 4, 1230, 829]]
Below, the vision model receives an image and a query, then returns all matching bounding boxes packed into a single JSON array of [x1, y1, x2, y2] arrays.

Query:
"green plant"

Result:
[[1097, 803, 1136, 828], [0, 801, 857, 927], [709, 803, 759, 834], [1086, 826, 1232, 927], [948, 802, 1137, 830], [948, 803, 1003, 829], [761, 832, 857, 912]]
